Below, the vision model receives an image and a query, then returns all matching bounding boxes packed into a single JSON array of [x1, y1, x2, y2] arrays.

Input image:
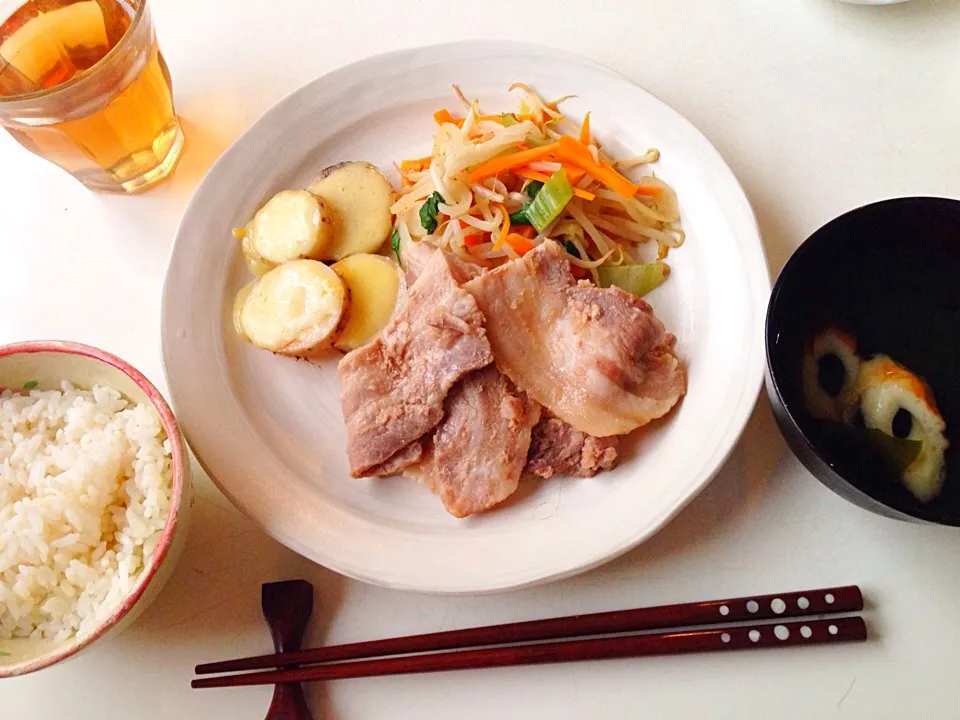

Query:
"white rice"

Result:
[[0, 382, 172, 641]]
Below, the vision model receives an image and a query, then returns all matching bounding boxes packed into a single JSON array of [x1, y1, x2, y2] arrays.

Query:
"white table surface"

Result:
[[3, 0, 960, 717]]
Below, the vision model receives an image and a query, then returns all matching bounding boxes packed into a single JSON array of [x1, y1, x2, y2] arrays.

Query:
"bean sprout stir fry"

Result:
[[391, 83, 684, 287]]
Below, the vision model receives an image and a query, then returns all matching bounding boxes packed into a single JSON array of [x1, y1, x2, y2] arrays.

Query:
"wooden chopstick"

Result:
[[196, 584, 862, 676], [192, 616, 866, 688]]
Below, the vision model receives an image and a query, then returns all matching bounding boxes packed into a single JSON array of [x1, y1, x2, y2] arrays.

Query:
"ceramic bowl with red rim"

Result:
[[0, 341, 193, 677]]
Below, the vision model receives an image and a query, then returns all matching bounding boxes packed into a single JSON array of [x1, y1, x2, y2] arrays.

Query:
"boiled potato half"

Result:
[[331, 254, 406, 351], [241, 190, 338, 275], [236, 259, 348, 358], [308, 162, 394, 260]]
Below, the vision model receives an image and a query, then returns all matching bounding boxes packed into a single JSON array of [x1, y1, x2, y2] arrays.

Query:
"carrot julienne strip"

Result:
[[400, 156, 432, 172], [515, 168, 596, 201], [492, 210, 511, 249], [466, 143, 561, 183], [504, 232, 536, 254], [579, 112, 591, 144], [433, 108, 463, 126]]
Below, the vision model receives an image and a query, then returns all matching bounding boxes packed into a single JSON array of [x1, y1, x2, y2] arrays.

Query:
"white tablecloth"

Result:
[[3, 0, 960, 717]]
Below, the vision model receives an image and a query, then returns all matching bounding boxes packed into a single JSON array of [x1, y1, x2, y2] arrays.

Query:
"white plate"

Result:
[[162, 41, 769, 594]]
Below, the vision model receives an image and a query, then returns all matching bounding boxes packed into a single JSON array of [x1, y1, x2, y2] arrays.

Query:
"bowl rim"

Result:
[[765, 196, 960, 525], [0, 340, 186, 677]]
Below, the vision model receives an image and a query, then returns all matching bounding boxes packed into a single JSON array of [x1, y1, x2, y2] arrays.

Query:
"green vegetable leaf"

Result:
[[509, 201, 532, 225], [0, 651, 9, 656], [562, 240, 581, 258], [419, 192, 443, 234], [865, 429, 922, 474], [509, 175, 544, 225], [22, 380, 38, 390], [525, 169, 574, 232], [597, 262, 669, 298], [824, 424, 925, 482], [501, 113, 518, 127], [390, 228, 401, 266]]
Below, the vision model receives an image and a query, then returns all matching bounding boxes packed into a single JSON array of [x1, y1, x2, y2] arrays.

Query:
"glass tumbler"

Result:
[[0, 0, 183, 193]]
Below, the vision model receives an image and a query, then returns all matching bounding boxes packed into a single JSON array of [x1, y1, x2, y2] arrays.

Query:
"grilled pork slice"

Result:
[[463, 241, 685, 437], [398, 233, 438, 287], [369, 440, 424, 477], [525, 414, 619, 479], [338, 251, 493, 477], [399, 234, 482, 287], [406, 367, 541, 517]]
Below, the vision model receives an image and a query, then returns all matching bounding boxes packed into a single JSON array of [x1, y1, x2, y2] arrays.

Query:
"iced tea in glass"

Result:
[[0, 0, 182, 193]]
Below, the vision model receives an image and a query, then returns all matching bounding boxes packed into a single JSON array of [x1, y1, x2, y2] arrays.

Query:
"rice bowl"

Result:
[[0, 341, 191, 677], [1, 382, 172, 640]]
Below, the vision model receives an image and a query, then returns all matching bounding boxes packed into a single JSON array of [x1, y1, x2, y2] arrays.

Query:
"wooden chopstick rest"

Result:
[[261, 580, 314, 720]]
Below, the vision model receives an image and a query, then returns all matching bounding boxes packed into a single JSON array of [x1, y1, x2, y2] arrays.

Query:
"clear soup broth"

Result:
[[770, 198, 960, 523]]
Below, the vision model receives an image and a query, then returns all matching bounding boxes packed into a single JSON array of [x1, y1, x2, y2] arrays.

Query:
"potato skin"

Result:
[[308, 162, 394, 261], [275, 311, 349, 359], [315, 160, 379, 182], [307, 193, 338, 259]]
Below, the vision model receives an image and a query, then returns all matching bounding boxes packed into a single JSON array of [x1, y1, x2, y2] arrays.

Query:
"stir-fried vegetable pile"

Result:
[[392, 83, 684, 294]]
